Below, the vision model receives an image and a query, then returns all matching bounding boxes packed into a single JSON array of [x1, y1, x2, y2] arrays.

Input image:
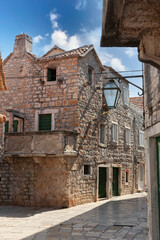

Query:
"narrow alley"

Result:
[[0, 193, 148, 240]]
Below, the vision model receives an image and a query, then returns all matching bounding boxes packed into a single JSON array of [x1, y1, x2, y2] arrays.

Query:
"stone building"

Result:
[[0, 52, 7, 91], [0, 33, 145, 208], [101, 1, 160, 239], [0, 53, 7, 128]]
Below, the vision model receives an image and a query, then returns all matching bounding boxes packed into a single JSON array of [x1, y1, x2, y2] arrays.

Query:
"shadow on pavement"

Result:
[[16, 196, 148, 240]]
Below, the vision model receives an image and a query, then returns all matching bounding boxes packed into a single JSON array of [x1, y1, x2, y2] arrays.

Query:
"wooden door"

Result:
[[99, 167, 106, 198], [138, 165, 144, 191]]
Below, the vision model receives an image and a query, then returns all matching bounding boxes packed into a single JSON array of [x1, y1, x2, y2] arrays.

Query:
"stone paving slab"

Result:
[[0, 193, 148, 240]]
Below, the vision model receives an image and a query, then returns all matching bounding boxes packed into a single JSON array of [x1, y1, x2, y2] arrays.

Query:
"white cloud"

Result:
[[42, 10, 127, 72], [75, 0, 87, 10], [125, 47, 137, 58], [110, 58, 126, 71], [44, 30, 81, 52], [45, 33, 49, 37], [33, 35, 44, 44], [50, 10, 59, 29]]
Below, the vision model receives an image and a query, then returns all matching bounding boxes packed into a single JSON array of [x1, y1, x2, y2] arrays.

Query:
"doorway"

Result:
[[99, 167, 106, 198], [138, 165, 144, 191], [112, 167, 119, 196]]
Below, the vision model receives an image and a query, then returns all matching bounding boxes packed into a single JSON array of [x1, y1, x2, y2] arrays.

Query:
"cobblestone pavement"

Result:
[[0, 193, 148, 240]]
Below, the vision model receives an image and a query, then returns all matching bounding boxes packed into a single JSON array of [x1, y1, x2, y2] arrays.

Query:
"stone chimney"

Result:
[[13, 33, 32, 56]]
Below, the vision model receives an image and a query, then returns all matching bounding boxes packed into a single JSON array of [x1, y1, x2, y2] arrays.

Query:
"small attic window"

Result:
[[88, 66, 94, 84], [47, 68, 56, 81]]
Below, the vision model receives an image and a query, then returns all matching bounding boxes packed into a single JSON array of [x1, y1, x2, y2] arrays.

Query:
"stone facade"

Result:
[[101, 1, 160, 239], [143, 64, 160, 240], [0, 34, 145, 208]]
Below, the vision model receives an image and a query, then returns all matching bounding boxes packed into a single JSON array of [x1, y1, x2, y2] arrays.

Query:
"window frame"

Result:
[[47, 68, 56, 82], [99, 123, 106, 146], [111, 122, 118, 143], [139, 130, 144, 147], [125, 170, 129, 183], [83, 164, 91, 175], [35, 109, 57, 131], [4, 117, 24, 133], [88, 66, 94, 85], [125, 127, 131, 146]]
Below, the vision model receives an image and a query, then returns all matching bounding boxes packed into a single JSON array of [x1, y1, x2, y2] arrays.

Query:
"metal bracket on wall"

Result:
[[104, 75, 144, 96]]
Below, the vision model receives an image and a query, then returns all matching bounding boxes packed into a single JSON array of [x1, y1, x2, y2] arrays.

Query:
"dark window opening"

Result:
[[84, 165, 90, 175], [47, 68, 56, 81], [88, 67, 93, 84], [126, 171, 129, 183], [39, 114, 51, 131]]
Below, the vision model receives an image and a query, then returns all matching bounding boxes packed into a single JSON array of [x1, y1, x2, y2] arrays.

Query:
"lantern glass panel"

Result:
[[103, 81, 121, 108], [104, 89, 117, 107], [115, 89, 120, 107]]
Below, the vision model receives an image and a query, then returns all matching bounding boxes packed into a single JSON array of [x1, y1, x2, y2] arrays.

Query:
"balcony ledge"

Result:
[[4, 130, 78, 161]]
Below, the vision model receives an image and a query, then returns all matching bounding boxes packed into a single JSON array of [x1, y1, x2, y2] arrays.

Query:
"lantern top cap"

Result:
[[103, 79, 120, 90]]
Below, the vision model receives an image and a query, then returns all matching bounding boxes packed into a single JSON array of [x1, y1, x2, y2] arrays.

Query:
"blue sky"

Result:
[[0, 0, 142, 97]]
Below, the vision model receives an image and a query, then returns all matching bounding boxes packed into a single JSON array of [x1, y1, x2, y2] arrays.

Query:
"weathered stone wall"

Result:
[[67, 56, 145, 205], [0, 37, 80, 207], [67, 50, 103, 205], [0, 35, 145, 207], [0, 156, 70, 207], [0, 55, 79, 134], [0, 159, 13, 205], [144, 64, 160, 129]]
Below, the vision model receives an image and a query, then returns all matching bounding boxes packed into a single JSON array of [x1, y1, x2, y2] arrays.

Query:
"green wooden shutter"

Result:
[[13, 120, 18, 132], [39, 114, 51, 131], [5, 121, 9, 133]]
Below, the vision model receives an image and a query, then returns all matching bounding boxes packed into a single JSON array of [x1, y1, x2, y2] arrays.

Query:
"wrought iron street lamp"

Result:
[[103, 80, 121, 109]]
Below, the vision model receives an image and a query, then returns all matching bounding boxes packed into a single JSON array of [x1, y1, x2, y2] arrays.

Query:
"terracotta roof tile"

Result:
[[130, 97, 143, 109], [37, 45, 93, 61]]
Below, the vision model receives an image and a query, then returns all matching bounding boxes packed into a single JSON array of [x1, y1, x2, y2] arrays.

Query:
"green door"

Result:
[[112, 167, 119, 196], [156, 136, 160, 234], [99, 167, 106, 198]]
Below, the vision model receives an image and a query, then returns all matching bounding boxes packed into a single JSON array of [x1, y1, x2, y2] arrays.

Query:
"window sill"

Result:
[[111, 141, 118, 145], [45, 80, 57, 84], [99, 143, 107, 148], [83, 174, 91, 178], [125, 144, 131, 149], [139, 145, 145, 148]]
